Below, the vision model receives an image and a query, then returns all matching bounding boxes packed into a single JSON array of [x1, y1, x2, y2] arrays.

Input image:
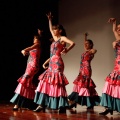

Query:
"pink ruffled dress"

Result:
[[100, 41, 120, 112], [10, 48, 40, 109], [68, 51, 100, 107], [34, 38, 69, 109]]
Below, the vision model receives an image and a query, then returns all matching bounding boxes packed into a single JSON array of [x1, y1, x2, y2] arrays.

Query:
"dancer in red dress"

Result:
[[99, 18, 120, 115], [10, 35, 41, 110], [33, 12, 75, 113], [68, 33, 101, 109]]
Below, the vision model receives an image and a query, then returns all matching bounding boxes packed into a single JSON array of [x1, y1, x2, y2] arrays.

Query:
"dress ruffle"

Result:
[[17, 75, 36, 89], [68, 92, 101, 107], [102, 81, 120, 99], [34, 92, 69, 109], [100, 93, 120, 112], [73, 77, 96, 88], [10, 93, 37, 110], [73, 84, 98, 96], [17, 64, 38, 89], [38, 69, 69, 85], [106, 71, 120, 85], [35, 80, 68, 97], [15, 83, 35, 99]]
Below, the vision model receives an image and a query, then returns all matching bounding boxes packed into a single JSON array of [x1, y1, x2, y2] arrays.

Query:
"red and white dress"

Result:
[[68, 51, 100, 107], [34, 39, 69, 109], [10, 48, 40, 109], [100, 41, 120, 112]]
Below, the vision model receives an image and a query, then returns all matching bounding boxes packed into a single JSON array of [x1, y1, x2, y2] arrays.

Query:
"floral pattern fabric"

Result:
[[17, 48, 40, 89], [73, 51, 96, 88]]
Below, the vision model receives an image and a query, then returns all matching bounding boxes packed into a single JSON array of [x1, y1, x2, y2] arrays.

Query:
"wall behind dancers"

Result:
[[58, 0, 120, 95]]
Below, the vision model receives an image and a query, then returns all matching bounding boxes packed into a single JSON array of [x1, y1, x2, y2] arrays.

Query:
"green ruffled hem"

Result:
[[68, 92, 101, 107], [34, 92, 69, 109], [100, 93, 120, 112], [10, 93, 37, 110]]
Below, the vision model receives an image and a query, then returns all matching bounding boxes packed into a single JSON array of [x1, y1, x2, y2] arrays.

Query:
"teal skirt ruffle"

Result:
[[34, 92, 69, 109], [10, 93, 37, 110], [100, 93, 120, 112], [68, 92, 101, 107]]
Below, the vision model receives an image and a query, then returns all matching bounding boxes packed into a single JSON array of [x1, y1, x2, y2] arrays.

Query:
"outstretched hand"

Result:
[[85, 32, 89, 36], [21, 50, 29, 56], [108, 18, 116, 23], [46, 12, 53, 20], [61, 48, 67, 55]]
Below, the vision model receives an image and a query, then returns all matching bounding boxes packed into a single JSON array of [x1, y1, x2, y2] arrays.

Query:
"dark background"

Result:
[[1, 0, 59, 101]]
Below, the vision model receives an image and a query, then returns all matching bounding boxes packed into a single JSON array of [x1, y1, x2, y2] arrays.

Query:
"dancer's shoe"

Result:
[[99, 109, 113, 115], [59, 107, 66, 113], [13, 107, 19, 111], [33, 106, 45, 112], [69, 103, 77, 109], [13, 105, 19, 111]]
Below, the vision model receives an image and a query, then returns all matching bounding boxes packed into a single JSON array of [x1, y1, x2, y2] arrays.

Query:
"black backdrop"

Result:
[[1, 0, 59, 101]]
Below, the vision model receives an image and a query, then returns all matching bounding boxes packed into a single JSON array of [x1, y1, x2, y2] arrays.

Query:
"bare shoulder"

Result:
[[90, 49, 97, 54], [61, 36, 66, 40]]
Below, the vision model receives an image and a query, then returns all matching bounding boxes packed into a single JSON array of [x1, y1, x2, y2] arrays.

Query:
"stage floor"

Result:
[[0, 101, 120, 120]]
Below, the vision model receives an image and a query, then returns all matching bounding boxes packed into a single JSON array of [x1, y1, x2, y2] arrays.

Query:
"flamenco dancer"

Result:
[[68, 32, 101, 110], [99, 18, 120, 115], [10, 35, 41, 110], [33, 12, 75, 113]]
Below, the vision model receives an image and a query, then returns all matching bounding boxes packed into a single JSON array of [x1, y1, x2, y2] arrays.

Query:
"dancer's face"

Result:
[[33, 37, 39, 44], [53, 28, 61, 36], [84, 41, 92, 50]]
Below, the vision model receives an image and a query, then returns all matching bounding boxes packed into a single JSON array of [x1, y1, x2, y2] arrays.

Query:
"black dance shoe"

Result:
[[33, 106, 45, 112], [59, 107, 66, 113], [12, 107, 19, 111], [69, 103, 77, 109], [99, 109, 113, 115]]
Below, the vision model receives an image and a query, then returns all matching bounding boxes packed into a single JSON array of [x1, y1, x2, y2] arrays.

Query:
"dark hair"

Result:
[[52, 24, 67, 36], [86, 39, 94, 49], [34, 35, 40, 41]]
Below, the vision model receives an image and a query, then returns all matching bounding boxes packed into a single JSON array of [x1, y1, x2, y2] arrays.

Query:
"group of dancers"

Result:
[[10, 12, 120, 116]]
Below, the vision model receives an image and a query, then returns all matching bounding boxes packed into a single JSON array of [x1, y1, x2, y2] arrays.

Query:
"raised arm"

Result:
[[46, 12, 55, 39], [108, 18, 119, 40], [84, 32, 89, 41]]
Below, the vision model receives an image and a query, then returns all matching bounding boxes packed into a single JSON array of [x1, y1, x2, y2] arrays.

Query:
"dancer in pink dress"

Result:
[[33, 12, 75, 113], [68, 33, 101, 109], [99, 18, 120, 115], [10, 35, 41, 110]]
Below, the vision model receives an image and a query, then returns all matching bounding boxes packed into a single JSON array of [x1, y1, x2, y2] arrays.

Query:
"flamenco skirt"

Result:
[[10, 83, 37, 110], [68, 84, 101, 107], [34, 70, 69, 109], [100, 81, 120, 112]]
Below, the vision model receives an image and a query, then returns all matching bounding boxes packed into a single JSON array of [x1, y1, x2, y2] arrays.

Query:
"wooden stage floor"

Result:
[[0, 101, 120, 120]]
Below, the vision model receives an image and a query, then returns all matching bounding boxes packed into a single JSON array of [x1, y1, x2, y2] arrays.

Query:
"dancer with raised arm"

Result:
[[33, 12, 75, 113], [99, 18, 120, 115], [68, 33, 101, 110]]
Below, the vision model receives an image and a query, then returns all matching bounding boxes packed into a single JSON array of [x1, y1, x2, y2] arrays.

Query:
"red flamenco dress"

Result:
[[10, 48, 40, 110], [100, 41, 120, 112], [68, 51, 101, 108], [34, 39, 69, 109]]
